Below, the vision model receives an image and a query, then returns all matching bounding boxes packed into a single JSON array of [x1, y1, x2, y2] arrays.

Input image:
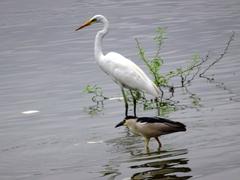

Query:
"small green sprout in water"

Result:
[[190, 94, 201, 107], [83, 85, 102, 95], [83, 85, 108, 114]]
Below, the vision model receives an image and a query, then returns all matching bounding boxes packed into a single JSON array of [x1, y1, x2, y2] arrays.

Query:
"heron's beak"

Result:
[[115, 120, 126, 128], [75, 20, 92, 31]]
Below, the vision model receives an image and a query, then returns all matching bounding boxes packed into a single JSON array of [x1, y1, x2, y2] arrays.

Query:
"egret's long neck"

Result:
[[94, 18, 109, 62]]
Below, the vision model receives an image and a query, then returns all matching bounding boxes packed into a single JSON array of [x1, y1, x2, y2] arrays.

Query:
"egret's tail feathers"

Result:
[[150, 82, 161, 98]]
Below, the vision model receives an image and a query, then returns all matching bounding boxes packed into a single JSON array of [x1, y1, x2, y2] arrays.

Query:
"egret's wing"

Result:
[[100, 52, 160, 96]]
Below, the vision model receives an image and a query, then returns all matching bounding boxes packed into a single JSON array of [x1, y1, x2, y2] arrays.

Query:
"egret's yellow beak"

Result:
[[75, 19, 95, 31]]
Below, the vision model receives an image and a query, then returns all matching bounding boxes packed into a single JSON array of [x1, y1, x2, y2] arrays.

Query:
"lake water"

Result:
[[1, 0, 240, 179]]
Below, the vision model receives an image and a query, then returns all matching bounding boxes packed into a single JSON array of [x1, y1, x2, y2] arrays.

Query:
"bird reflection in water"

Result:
[[130, 155, 191, 180], [100, 148, 191, 179], [103, 132, 191, 180]]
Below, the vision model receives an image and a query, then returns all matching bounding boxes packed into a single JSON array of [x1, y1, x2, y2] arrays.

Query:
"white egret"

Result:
[[76, 15, 160, 116]]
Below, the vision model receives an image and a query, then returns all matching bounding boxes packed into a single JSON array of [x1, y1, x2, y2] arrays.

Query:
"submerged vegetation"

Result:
[[83, 28, 235, 116]]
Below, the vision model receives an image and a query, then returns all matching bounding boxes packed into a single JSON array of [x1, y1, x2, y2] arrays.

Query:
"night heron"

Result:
[[115, 116, 186, 150]]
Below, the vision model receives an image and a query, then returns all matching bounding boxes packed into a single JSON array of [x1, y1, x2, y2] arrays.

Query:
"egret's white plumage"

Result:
[[101, 51, 160, 97], [76, 15, 160, 116]]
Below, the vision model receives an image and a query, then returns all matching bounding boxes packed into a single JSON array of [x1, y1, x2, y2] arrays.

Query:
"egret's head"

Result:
[[75, 15, 106, 31], [115, 116, 137, 128]]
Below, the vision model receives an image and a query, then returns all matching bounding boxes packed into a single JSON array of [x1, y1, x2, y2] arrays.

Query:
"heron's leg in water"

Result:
[[121, 88, 128, 117], [155, 137, 162, 149], [144, 137, 150, 151], [130, 90, 137, 117]]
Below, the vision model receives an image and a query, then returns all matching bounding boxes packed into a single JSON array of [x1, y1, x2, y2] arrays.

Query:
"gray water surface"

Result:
[[1, 0, 240, 179]]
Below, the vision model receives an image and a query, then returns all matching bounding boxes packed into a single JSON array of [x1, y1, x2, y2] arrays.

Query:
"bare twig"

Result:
[[199, 31, 235, 80]]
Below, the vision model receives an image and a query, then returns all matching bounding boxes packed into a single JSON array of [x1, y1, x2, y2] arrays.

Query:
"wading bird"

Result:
[[75, 15, 160, 117], [115, 116, 186, 150]]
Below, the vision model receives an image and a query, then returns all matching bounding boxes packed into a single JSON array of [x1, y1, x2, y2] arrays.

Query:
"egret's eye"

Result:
[[91, 18, 97, 23]]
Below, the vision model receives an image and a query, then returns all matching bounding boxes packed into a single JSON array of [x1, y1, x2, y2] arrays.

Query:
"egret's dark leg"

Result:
[[155, 98, 160, 116], [121, 88, 128, 117], [130, 90, 137, 117]]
